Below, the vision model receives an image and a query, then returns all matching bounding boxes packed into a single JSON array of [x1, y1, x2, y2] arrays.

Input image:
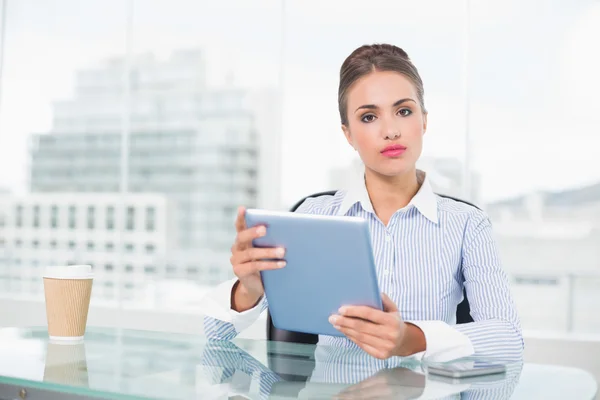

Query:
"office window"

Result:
[[126, 206, 135, 231], [87, 206, 95, 230], [146, 206, 155, 231], [0, 239, 5, 248], [9, 278, 22, 291], [50, 205, 58, 229], [68, 205, 76, 229], [32, 240, 39, 249], [105, 264, 114, 272], [106, 206, 115, 230], [125, 243, 135, 252], [32, 205, 40, 228], [513, 276, 560, 286], [223, 206, 235, 218], [15, 239, 22, 248], [15, 204, 23, 228], [166, 265, 177, 275], [145, 243, 155, 254], [68, 241, 76, 250], [187, 266, 198, 275], [125, 265, 134, 273], [144, 265, 155, 273], [105, 242, 114, 252], [50, 240, 57, 249], [209, 267, 220, 278], [87, 241, 95, 251]]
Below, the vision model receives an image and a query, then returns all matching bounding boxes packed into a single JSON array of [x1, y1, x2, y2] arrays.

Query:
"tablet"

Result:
[[245, 209, 383, 337]]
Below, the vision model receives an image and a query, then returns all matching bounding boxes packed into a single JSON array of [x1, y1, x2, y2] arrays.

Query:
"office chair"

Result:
[[266, 190, 477, 345]]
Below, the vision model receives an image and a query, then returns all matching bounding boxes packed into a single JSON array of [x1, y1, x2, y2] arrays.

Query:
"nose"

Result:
[[380, 116, 401, 140], [385, 130, 401, 140]]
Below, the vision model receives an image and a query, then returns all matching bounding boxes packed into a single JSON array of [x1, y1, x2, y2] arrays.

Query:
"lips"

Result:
[[381, 145, 407, 157]]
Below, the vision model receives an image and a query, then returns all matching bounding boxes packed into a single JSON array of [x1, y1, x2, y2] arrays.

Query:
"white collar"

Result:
[[336, 168, 439, 224]]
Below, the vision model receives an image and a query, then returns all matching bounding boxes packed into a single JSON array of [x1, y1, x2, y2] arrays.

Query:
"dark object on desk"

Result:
[[267, 190, 478, 346]]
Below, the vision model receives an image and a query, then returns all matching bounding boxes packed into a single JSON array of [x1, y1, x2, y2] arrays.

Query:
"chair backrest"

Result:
[[267, 190, 476, 343]]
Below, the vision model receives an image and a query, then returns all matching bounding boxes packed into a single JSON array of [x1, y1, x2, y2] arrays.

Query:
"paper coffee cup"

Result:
[[43, 265, 94, 341], [43, 341, 89, 388]]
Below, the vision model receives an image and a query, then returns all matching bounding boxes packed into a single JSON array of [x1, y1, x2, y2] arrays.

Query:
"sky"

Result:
[[0, 0, 599, 206]]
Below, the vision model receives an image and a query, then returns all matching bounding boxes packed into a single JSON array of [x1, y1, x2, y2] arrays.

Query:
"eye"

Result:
[[398, 108, 412, 117], [361, 114, 377, 123]]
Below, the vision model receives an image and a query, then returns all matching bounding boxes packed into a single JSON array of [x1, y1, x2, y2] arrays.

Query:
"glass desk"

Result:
[[0, 327, 596, 399]]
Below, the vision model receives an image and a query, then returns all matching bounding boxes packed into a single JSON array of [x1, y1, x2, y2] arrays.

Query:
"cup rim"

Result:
[[43, 265, 94, 280]]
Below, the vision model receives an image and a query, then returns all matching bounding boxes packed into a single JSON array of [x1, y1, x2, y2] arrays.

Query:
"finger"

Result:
[[338, 305, 391, 325], [247, 260, 286, 272], [339, 376, 386, 394], [381, 293, 398, 313], [334, 314, 403, 344], [233, 246, 285, 265], [338, 326, 392, 351], [330, 315, 382, 337], [232, 260, 286, 277], [234, 226, 266, 250], [336, 384, 391, 400], [337, 378, 394, 400], [234, 206, 247, 232], [347, 335, 390, 360]]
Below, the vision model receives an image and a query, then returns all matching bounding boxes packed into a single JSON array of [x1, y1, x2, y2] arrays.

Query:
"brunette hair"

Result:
[[338, 44, 426, 125]]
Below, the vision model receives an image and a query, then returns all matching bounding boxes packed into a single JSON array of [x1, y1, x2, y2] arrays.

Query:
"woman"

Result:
[[203, 43, 523, 362]]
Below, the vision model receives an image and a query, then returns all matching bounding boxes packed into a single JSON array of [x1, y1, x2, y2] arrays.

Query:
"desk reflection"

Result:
[[199, 341, 523, 400]]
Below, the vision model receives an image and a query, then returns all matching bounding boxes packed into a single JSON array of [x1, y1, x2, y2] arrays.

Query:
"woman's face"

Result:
[[342, 70, 427, 179]]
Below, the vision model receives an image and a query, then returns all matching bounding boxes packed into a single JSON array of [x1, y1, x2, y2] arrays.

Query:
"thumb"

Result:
[[381, 293, 398, 313], [235, 206, 247, 232]]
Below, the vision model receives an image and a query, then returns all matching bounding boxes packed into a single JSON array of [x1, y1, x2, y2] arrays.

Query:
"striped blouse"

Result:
[[202, 169, 524, 363]]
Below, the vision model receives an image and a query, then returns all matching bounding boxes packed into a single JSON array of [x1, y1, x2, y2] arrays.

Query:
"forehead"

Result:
[[346, 70, 417, 108]]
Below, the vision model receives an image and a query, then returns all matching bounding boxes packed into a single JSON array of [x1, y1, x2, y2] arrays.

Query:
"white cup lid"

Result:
[[43, 265, 94, 280]]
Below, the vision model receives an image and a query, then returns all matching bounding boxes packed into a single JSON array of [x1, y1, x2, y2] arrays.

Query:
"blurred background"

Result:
[[0, 0, 599, 344]]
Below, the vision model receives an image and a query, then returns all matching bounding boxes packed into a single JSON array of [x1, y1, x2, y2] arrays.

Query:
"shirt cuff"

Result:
[[405, 320, 475, 362], [201, 278, 266, 334]]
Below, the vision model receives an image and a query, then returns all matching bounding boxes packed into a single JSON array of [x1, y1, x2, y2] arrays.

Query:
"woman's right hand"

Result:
[[230, 206, 286, 312]]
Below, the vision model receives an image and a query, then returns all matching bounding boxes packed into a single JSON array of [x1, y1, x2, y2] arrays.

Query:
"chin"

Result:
[[370, 164, 415, 178]]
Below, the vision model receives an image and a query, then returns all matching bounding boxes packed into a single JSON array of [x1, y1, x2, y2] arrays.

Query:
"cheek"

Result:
[[351, 125, 378, 150], [404, 120, 425, 143]]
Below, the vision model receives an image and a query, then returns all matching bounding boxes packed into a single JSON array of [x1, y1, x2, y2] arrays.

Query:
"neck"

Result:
[[364, 167, 422, 224]]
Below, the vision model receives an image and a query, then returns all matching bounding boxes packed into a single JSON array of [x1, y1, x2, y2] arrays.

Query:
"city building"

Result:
[[22, 49, 279, 293], [0, 193, 178, 304], [486, 182, 600, 333], [31, 49, 265, 251]]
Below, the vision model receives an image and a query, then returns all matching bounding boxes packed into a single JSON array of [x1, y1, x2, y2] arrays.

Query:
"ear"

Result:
[[342, 124, 356, 150], [422, 111, 428, 135]]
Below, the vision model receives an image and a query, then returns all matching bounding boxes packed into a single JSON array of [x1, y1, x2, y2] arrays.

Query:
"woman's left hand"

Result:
[[329, 293, 425, 359]]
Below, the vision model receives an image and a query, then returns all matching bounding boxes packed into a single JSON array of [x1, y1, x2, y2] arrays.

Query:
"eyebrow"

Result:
[[354, 98, 416, 113]]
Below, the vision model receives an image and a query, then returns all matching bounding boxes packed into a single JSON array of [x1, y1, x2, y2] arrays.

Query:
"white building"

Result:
[[0, 193, 179, 304], [22, 49, 279, 292], [31, 49, 267, 251], [484, 183, 600, 333]]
